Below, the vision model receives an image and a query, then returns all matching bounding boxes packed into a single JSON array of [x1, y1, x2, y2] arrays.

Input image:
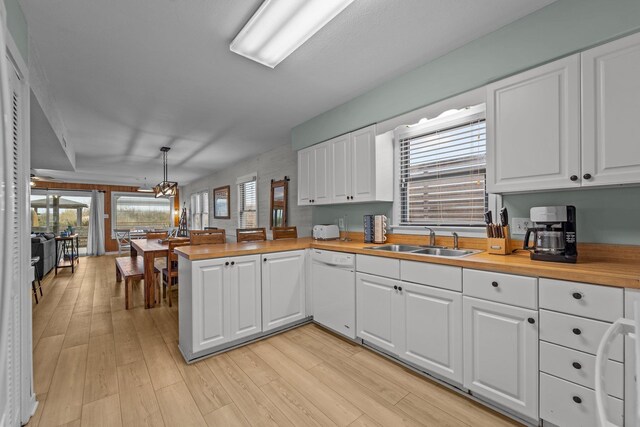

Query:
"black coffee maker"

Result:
[[523, 206, 577, 263]]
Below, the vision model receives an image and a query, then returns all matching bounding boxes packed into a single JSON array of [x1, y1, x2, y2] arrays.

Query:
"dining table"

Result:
[[130, 237, 188, 308]]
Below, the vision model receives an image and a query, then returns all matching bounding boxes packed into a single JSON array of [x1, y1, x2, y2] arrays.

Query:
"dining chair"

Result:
[[146, 231, 168, 240], [155, 240, 191, 307], [114, 229, 131, 255], [190, 229, 226, 245], [236, 228, 267, 243], [272, 226, 298, 240]]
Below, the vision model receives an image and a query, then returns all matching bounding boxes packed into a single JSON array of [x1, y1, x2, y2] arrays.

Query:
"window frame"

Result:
[[189, 190, 209, 230], [110, 191, 173, 237], [237, 173, 258, 229], [391, 100, 500, 237]]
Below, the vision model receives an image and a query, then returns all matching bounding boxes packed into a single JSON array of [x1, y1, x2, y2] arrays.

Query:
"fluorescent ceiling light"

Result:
[[230, 0, 354, 68]]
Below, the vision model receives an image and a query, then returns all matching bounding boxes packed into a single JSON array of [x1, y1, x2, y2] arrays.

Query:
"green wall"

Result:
[[503, 188, 640, 245], [292, 0, 640, 150], [4, 0, 27, 62], [303, 0, 640, 245]]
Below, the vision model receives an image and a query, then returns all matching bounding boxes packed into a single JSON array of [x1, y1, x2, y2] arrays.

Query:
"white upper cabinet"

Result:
[[297, 148, 315, 205], [298, 124, 393, 205], [582, 31, 640, 186], [262, 250, 306, 332], [486, 55, 581, 193], [329, 133, 352, 203]]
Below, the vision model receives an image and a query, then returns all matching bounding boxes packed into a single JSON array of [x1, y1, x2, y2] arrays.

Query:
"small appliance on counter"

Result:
[[523, 205, 577, 263], [312, 224, 340, 241]]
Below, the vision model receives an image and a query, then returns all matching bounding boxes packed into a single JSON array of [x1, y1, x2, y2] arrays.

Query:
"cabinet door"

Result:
[[228, 255, 261, 341], [297, 148, 315, 205], [262, 251, 306, 332], [400, 283, 462, 384], [192, 258, 229, 353], [356, 273, 402, 354], [351, 125, 376, 201], [463, 296, 538, 421], [486, 55, 581, 193], [330, 133, 352, 203], [582, 32, 640, 186], [313, 143, 332, 204]]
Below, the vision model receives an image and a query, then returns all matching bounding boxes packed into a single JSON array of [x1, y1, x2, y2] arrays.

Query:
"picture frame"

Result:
[[270, 178, 288, 229], [213, 185, 230, 219]]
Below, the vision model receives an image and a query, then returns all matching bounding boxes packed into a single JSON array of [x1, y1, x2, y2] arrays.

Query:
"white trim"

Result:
[[236, 173, 257, 185]]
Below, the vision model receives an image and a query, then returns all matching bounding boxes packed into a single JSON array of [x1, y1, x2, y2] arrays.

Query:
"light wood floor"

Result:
[[28, 255, 522, 427]]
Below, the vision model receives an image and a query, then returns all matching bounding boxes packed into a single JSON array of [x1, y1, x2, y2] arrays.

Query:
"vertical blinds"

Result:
[[399, 114, 486, 226], [238, 178, 257, 228]]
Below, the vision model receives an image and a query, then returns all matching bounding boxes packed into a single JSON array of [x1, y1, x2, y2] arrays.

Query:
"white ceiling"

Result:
[[21, 0, 555, 186]]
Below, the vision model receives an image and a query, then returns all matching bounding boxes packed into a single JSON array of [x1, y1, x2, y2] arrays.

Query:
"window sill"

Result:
[[389, 225, 486, 238]]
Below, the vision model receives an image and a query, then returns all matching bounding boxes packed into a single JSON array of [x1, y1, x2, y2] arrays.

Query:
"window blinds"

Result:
[[238, 178, 257, 228], [399, 114, 486, 226]]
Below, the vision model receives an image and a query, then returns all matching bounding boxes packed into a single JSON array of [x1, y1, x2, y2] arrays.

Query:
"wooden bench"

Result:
[[115, 256, 144, 309]]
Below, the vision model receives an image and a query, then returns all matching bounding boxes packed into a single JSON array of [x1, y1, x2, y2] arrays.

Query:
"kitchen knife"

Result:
[[499, 207, 508, 227], [484, 211, 493, 237]]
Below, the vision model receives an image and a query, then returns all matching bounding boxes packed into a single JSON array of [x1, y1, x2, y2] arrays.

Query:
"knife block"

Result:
[[486, 226, 512, 255]]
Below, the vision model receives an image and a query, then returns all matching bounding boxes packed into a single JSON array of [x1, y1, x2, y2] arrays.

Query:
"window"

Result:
[[397, 105, 487, 227], [112, 192, 172, 232], [237, 174, 258, 228], [190, 191, 209, 230]]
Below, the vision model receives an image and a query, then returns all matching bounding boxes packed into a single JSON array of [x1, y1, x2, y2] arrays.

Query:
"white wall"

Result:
[[181, 143, 312, 241]]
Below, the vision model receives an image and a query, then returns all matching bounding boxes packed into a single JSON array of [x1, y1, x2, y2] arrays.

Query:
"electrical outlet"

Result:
[[338, 218, 345, 229], [512, 217, 532, 234]]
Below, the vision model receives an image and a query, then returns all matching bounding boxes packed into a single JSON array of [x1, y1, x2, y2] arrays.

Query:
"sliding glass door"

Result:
[[30, 190, 92, 255]]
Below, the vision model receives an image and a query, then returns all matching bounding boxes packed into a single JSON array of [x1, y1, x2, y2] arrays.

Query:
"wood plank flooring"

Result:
[[29, 255, 522, 427]]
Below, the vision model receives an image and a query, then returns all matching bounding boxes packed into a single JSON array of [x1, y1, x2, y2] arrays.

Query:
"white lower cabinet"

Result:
[[356, 272, 463, 384], [262, 250, 306, 332], [356, 273, 402, 354], [400, 282, 463, 384], [188, 255, 261, 354], [463, 296, 539, 421]]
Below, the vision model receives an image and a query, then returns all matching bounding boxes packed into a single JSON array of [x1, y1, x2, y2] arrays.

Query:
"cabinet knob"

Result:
[[225, 262, 229, 266], [572, 328, 582, 335], [393, 285, 398, 290], [527, 318, 535, 324], [570, 175, 578, 181], [583, 173, 592, 180], [398, 286, 403, 292], [231, 261, 235, 266], [572, 362, 582, 370], [491, 281, 499, 287], [572, 396, 582, 404], [572, 292, 583, 300], [263, 258, 267, 262]]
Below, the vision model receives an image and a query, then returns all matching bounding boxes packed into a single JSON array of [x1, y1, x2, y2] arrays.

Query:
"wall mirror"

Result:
[[270, 178, 288, 229]]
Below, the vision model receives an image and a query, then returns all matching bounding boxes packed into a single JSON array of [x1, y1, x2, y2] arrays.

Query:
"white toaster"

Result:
[[312, 224, 340, 240]]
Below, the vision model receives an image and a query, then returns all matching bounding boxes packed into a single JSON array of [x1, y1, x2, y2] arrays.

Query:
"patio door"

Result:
[[30, 190, 92, 255]]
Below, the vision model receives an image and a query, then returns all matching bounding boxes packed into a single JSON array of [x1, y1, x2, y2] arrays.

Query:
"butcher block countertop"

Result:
[[175, 237, 640, 289]]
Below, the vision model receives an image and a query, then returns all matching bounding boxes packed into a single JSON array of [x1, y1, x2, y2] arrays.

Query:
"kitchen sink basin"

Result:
[[369, 244, 481, 257], [412, 247, 481, 257], [369, 244, 423, 253]]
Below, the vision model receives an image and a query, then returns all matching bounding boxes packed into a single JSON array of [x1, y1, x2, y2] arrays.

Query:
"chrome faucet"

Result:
[[425, 227, 436, 246], [452, 232, 459, 250]]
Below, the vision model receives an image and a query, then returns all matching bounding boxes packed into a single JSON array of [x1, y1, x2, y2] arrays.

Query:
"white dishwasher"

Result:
[[312, 249, 356, 339]]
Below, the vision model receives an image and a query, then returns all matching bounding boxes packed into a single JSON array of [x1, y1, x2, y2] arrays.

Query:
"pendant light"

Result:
[[154, 147, 178, 198], [137, 177, 153, 193]]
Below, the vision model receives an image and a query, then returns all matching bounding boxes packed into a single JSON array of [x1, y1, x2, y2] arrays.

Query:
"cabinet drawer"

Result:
[[540, 310, 623, 361], [540, 341, 623, 398], [463, 269, 537, 309], [539, 278, 623, 322], [401, 261, 462, 292], [356, 255, 399, 279], [540, 373, 623, 427]]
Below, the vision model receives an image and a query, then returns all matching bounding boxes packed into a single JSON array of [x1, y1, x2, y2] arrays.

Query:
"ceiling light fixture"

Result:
[[137, 177, 154, 193], [230, 0, 354, 68], [154, 147, 178, 198]]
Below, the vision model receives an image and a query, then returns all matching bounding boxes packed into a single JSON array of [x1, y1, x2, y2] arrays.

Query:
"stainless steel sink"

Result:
[[369, 244, 481, 258], [412, 247, 481, 257], [369, 244, 423, 253]]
